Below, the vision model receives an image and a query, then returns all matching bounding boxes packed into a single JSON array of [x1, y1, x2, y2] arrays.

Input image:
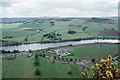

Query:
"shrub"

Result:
[[53, 56, 56, 59], [35, 69, 41, 75], [82, 55, 120, 79], [91, 58, 96, 63], [42, 54, 46, 57], [34, 54, 39, 60], [70, 58, 73, 62], [68, 71, 72, 75], [68, 30, 76, 34], [34, 60, 39, 66]]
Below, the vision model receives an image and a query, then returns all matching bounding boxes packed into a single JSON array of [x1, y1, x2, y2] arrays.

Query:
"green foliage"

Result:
[[68, 30, 76, 34], [82, 55, 120, 79], [35, 69, 41, 76]]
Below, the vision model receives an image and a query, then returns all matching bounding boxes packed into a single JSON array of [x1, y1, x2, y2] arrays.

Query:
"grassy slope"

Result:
[[2, 55, 82, 78], [2, 44, 119, 78], [39, 57, 82, 78], [2, 55, 35, 78], [67, 44, 118, 60]]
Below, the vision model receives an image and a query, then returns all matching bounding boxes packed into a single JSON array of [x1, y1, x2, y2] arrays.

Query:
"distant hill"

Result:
[[0, 18, 35, 23], [0, 17, 118, 23]]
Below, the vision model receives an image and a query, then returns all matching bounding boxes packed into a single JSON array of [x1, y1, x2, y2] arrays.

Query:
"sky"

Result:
[[0, 0, 119, 18]]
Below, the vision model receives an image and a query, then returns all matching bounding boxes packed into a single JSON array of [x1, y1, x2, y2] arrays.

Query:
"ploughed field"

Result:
[[1, 17, 119, 46], [2, 44, 119, 78]]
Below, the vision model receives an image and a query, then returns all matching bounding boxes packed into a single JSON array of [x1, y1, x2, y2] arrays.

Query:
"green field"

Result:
[[2, 54, 83, 78], [2, 44, 119, 78], [1, 18, 119, 46], [1, 17, 119, 78], [66, 44, 119, 60]]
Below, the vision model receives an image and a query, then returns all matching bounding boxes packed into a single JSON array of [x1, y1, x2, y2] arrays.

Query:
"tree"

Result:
[[2, 50, 6, 53], [53, 56, 56, 59], [35, 69, 41, 75], [68, 71, 72, 75], [70, 58, 73, 62], [34, 60, 39, 66], [24, 36, 28, 41], [66, 58, 69, 61], [43, 34, 49, 37], [42, 54, 46, 57], [62, 58, 64, 61], [13, 50, 19, 53], [57, 33, 61, 36], [58, 57, 60, 60], [28, 49, 32, 53], [34, 54, 39, 60], [74, 59, 77, 61], [34, 54, 39, 66], [68, 30, 76, 34], [50, 21, 55, 26]]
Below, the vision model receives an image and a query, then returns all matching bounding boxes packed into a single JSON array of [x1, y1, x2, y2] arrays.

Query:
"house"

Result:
[[54, 48, 71, 57]]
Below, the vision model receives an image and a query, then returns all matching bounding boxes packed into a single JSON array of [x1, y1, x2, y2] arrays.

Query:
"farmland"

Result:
[[1, 17, 119, 46], [1, 17, 120, 78], [2, 53, 83, 78], [2, 43, 119, 78], [66, 43, 119, 60]]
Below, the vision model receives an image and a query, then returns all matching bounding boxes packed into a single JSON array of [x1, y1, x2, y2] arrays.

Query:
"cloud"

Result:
[[0, 2, 12, 7], [1, 0, 119, 3], [0, 1, 118, 18]]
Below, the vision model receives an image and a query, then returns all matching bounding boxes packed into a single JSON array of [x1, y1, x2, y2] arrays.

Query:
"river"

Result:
[[0, 39, 119, 51]]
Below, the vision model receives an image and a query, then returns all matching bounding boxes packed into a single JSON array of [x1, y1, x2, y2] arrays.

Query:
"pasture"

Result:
[[1, 17, 119, 78], [66, 43, 119, 60], [2, 43, 119, 78], [2, 54, 83, 78], [1, 17, 119, 46]]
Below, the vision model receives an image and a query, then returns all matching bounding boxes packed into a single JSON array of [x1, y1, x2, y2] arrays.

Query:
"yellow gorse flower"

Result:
[[108, 55, 112, 61], [102, 76, 106, 78], [91, 66, 94, 69], [106, 70, 113, 78], [95, 63, 99, 67], [82, 55, 120, 79], [95, 63, 100, 70], [81, 72, 88, 78], [100, 59, 106, 63]]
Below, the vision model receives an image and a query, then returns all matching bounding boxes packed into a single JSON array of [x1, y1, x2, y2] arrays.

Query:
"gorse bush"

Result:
[[82, 55, 120, 80]]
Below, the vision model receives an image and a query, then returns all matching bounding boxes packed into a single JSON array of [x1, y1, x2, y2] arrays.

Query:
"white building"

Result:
[[54, 48, 71, 57]]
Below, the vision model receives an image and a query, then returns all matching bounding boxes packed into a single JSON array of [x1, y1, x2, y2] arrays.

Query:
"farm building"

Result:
[[54, 48, 71, 57]]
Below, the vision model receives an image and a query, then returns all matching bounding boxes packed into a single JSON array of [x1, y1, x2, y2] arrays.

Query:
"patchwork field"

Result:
[[1, 17, 119, 46], [1, 17, 119, 78]]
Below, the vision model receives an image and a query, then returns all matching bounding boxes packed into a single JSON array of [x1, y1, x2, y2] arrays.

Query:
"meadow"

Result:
[[2, 54, 83, 78], [66, 43, 119, 60], [2, 43, 119, 78]]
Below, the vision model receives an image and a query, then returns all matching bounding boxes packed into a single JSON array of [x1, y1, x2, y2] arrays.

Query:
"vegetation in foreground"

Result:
[[82, 55, 120, 79]]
